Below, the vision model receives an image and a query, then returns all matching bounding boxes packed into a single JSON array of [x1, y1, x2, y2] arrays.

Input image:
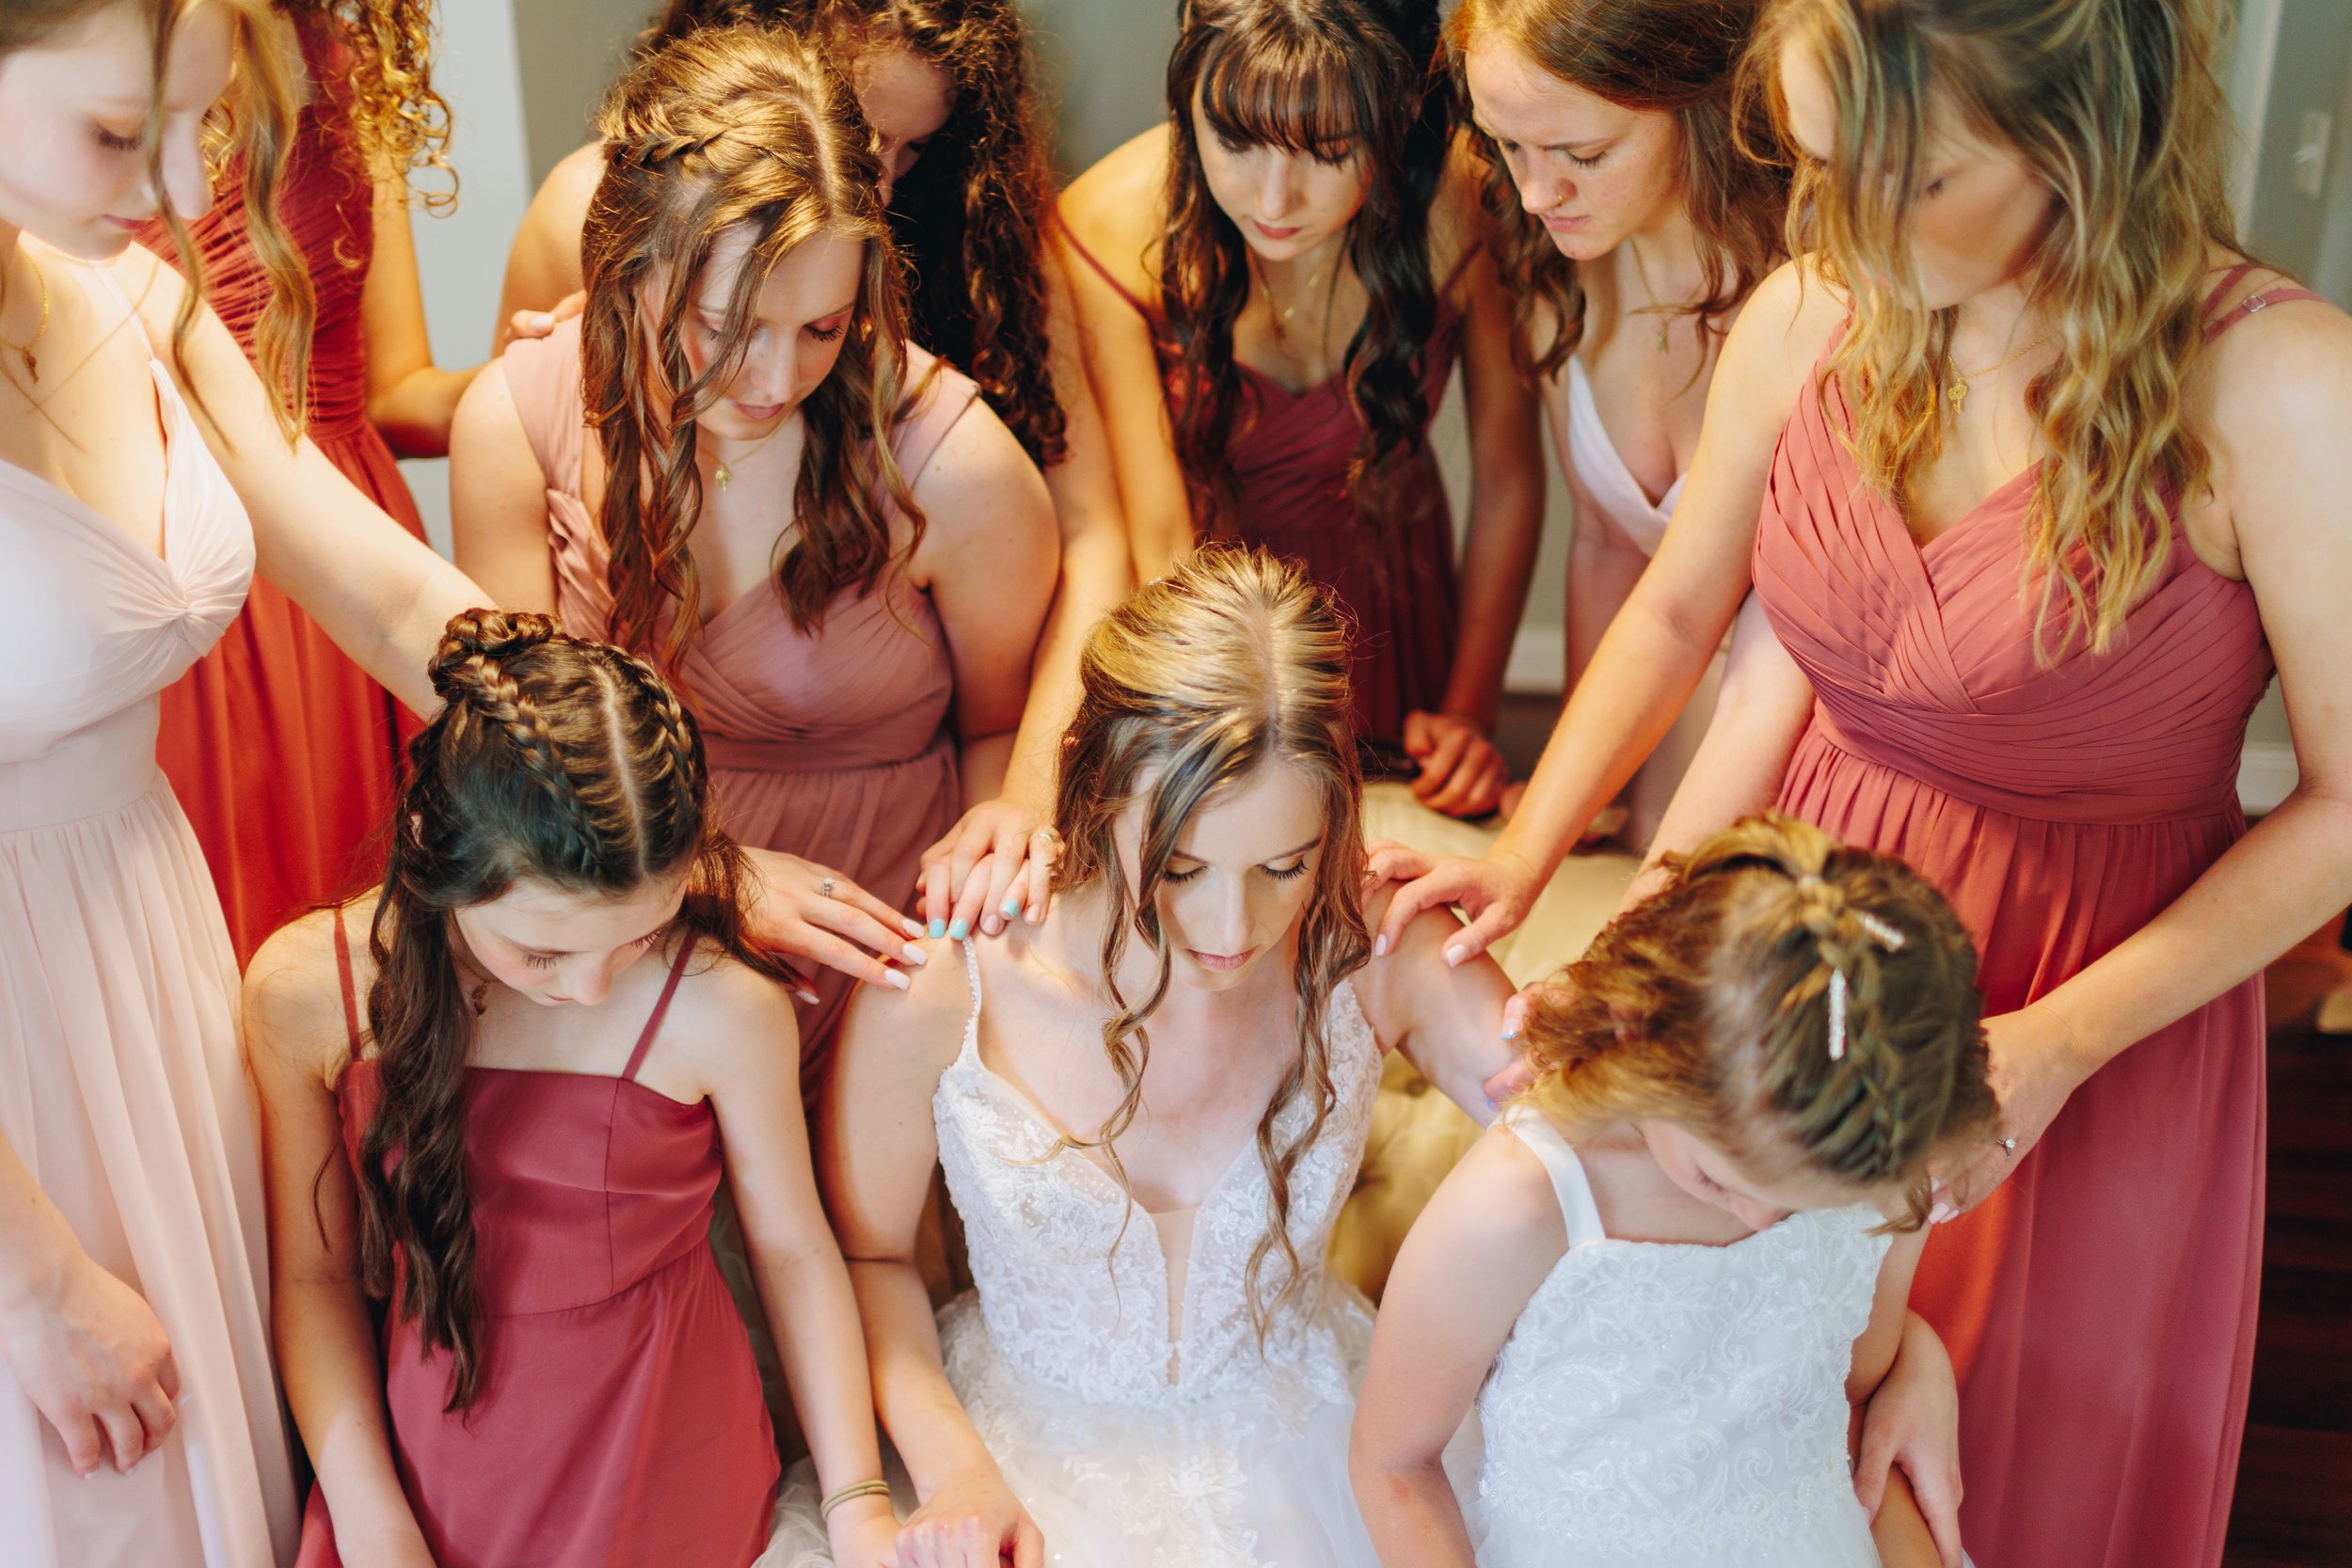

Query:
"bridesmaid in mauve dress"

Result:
[[0, 8, 495, 1564], [138, 2, 477, 963], [450, 24, 1056, 1092], [1057, 0, 1544, 816]]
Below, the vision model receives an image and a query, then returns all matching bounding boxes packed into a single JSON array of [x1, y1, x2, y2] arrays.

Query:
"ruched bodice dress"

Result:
[[1749, 270, 2312, 1568], [1063, 230, 1470, 757], [502, 317, 975, 1085], [295, 924, 778, 1568], [0, 258, 297, 1567], [140, 13, 430, 963]]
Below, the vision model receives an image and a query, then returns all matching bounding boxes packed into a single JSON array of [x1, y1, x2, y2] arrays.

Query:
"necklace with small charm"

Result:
[[707, 418, 789, 492], [1253, 238, 1346, 378]]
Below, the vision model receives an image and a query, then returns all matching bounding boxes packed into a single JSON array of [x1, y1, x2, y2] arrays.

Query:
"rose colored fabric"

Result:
[[1751, 270, 2318, 1568], [499, 317, 974, 1085], [1062, 228, 1468, 752], [294, 923, 776, 1568], [138, 15, 428, 966], [0, 263, 297, 1568]]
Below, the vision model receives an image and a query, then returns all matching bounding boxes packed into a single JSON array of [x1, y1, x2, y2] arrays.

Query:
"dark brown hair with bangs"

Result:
[[1160, 0, 1451, 548]]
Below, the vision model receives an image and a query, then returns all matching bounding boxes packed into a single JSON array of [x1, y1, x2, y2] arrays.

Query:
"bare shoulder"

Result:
[[1430, 131, 1496, 281], [1426, 1118, 1573, 1259], [244, 904, 365, 1081], [833, 935, 975, 1085], [451, 356, 526, 454], [527, 141, 607, 239], [1713, 256, 1846, 418], [2201, 266, 2352, 444], [1057, 126, 1170, 284], [656, 942, 803, 1084], [1350, 882, 1473, 1019]]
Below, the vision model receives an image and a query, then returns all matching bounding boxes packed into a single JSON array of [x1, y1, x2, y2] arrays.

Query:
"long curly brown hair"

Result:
[[581, 23, 923, 667], [1445, 0, 1788, 381], [1160, 0, 1453, 548], [1521, 815, 1995, 1227], [355, 610, 794, 1412], [280, 1, 453, 201], [640, 0, 1064, 466], [1743, 0, 2243, 657], [1051, 548, 1369, 1342]]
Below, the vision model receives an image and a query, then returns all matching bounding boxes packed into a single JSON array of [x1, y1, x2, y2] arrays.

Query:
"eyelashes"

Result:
[[805, 321, 847, 343], [95, 126, 142, 153], [521, 929, 663, 970], [1160, 861, 1311, 885]]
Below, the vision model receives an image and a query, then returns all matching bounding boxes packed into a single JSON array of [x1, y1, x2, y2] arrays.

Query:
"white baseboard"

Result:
[[1502, 626, 2298, 816], [2238, 741, 2298, 815]]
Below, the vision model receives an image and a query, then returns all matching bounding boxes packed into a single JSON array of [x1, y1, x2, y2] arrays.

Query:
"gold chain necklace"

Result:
[[1946, 333, 2046, 413], [709, 419, 787, 492], [3, 254, 51, 385], [1625, 238, 1672, 353], [1256, 243, 1342, 367]]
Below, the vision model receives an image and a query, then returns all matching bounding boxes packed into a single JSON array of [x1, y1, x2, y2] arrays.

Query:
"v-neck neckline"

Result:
[[1, 354, 184, 575]]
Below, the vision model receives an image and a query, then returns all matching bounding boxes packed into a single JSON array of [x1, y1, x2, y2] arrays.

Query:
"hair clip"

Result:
[[1853, 909, 1907, 950], [1827, 967, 1850, 1062]]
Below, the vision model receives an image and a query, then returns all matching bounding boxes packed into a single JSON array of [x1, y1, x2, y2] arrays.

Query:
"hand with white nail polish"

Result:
[[0, 1243, 179, 1481], [741, 848, 926, 993]]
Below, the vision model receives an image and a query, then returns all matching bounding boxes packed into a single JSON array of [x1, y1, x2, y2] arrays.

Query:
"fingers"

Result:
[[1372, 868, 1457, 958], [1409, 724, 1471, 800], [946, 855, 996, 947], [921, 855, 956, 939], [1500, 984, 1538, 1042], [551, 289, 586, 325], [131, 1382, 176, 1461], [792, 927, 911, 991], [838, 870, 923, 944], [1852, 1421, 1896, 1516], [1013, 1518, 1045, 1568], [1019, 833, 1059, 926], [1361, 841, 1437, 886], [1443, 903, 1519, 967], [96, 1403, 144, 1474], [1424, 741, 1508, 818], [1480, 1056, 1535, 1109], [1401, 710, 1435, 759], [1907, 1458, 1966, 1568], [54, 1410, 105, 1478], [977, 831, 1029, 937]]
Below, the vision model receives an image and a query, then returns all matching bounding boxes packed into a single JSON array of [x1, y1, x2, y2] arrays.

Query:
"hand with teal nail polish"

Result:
[[947, 918, 970, 942], [929, 917, 946, 941]]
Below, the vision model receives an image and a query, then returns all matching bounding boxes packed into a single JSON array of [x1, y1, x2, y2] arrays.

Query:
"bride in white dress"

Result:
[[806, 549, 1514, 1568]]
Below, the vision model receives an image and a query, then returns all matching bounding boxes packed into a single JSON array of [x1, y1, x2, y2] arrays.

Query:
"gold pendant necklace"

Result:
[[1625, 239, 1671, 353], [1946, 333, 2046, 413], [1258, 244, 1341, 368], [710, 419, 786, 491], [3, 255, 50, 385]]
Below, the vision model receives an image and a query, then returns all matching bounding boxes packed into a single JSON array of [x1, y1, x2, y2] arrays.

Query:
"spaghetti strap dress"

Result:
[[295, 920, 779, 1568], [1750, 262, 2315, 1568], [0, 257, 297, 1568], [500, 318, 973, 1086], [138, 12, 430, 964], [1061, 227, 1470, 757]]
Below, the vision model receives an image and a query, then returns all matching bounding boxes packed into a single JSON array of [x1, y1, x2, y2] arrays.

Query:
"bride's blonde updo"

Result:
[[1052, 547, 1368, 1339]]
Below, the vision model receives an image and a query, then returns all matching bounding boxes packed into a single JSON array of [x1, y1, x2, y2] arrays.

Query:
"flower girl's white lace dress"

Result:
[[1471, 1106, 1891, 1568], [769, 943, 1397, 1568]]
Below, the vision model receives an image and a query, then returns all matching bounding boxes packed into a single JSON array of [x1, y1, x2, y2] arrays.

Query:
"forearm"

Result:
[[0, 1132, 80, 1315], [277, 1276, 426, 1554], [1000, 519, 1131, 809], [2038, 782, 2352, 1067], [757, 1245, 885, 1495], [848, 1259, 1001, 1497], [1493, 591, 1729, 884], [1438, 489, 1544, 729], [368, 363, 481, 461], [1353, 1451, 1478, 1568], [955, 729, 1018, 812]]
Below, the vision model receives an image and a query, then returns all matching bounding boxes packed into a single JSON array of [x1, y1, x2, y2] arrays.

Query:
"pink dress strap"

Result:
[[620, 935, 696, 1083], [1057, 215, 1154, 320], [2201, 261, 2324, 341]]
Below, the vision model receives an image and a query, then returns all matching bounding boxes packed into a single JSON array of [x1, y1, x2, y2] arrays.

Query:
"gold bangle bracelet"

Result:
[[818, 1479, 892, 1520]]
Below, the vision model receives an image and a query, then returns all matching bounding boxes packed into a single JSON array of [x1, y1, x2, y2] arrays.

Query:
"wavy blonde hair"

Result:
[[581, 23, 923, 664], [282, 1, 453, 203], [1745, 0, 2241, 657], [1521, 815, 1994, 1227], [1445, 0, 1788, 381], [1051, 547, 1367, 1342]]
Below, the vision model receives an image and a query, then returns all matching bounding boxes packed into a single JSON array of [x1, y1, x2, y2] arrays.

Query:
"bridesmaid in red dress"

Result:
[[1058, 0, 1544, 816], [139, 1, 479, 963], [248, 613, 902, 1568], [1378, 3, 2352, 1565]]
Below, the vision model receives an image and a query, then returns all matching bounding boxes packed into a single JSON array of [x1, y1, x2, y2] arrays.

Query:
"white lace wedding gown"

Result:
[[1472, 1107, 1891, 1568], [769, 942, 1395, 1567]]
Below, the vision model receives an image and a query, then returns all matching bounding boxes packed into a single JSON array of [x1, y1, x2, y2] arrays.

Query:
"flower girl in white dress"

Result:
[[796, 549, 1514, 1568], [1353, 815, 1990, 1568]]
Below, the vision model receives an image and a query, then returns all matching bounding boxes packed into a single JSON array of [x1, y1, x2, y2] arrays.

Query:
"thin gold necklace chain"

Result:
[[2, 252, 51, 385], [1623, 237, 1675, 353], [1946, 330, 2047, 412], [708, 417, 787, 491], [1253, 242, 1344, 363]]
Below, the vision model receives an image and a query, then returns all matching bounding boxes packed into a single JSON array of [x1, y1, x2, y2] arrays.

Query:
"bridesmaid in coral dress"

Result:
[[0, 7, 494, 1564], [1379, 4, 2352, 1566], [1058, 0, 1544, 816], [139, 1, 477, 963]]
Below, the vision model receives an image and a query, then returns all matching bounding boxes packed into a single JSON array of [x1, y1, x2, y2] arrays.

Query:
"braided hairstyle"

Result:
[[355, 609, 789, 1411], [1051, 547, 1366, 1343], [581, 22, 921, 665], [639, 0, 1067, 466], [1520, 815, 1994, 1225]]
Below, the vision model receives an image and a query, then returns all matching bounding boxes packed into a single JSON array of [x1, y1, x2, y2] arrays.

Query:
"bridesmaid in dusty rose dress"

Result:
[[1378, 3, 2352, 1566], [0, 7, 492, 1564], [138, 0, 475, 963], [1057, 0, 1544, 816], [452, 24, 1056, 1089]]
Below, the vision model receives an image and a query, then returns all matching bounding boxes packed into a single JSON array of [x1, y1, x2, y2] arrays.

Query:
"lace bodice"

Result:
[[1475, 1110, 1888, 1564], [931, 942, 1384, 1408]]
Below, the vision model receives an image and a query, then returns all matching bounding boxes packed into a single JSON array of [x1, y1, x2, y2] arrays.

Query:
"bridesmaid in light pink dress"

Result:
[[0, 11, 495, 1564]]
